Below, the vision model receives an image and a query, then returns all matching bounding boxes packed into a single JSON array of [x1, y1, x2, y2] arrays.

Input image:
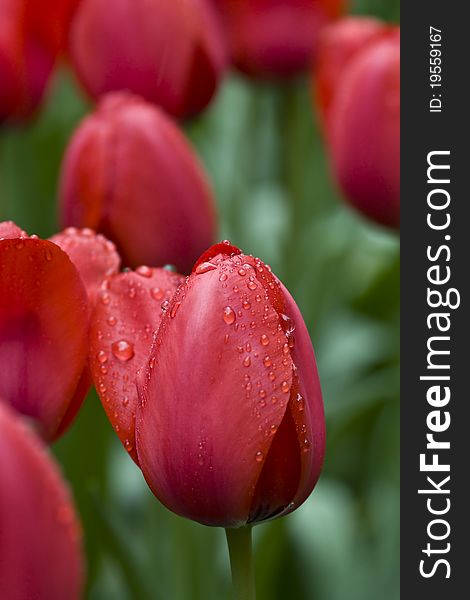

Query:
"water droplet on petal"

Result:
[[247, 280, 257, 291], [161, 300, 170, 313], [97, 350, 108, 364], [136, 265, 152, 277], [107, 316, 117, 326], [219, 273, 228, 282], [112, 340, 135, 362], [263, 356, 272, 367], [238, 268, 246, 276], [270, 424, 278, 434], [151, 287, 164, 301], [255, 451, 264, 462], [196, 261, 217, 274], [170, 301, 181, 318], [223, 306, 236, 325], [260, 334, 269, 346], [281, 381, 290, 393], [243, 356, 251, 367], [100, 292, 110, 305]]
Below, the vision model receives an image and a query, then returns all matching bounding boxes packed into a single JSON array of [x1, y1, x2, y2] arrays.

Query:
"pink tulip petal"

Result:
[[0, 238, 89, 440], [0, 404, 83, 599], [50, 227, 121, 303], [0, 220, 28, 239], [90, 267, 184, 461]]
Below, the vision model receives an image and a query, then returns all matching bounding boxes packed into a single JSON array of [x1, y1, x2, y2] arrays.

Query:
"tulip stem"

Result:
[[225, 526, 256, 600]]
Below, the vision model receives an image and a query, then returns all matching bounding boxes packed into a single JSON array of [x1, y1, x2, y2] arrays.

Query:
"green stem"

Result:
[[225, 526, 256, 600]]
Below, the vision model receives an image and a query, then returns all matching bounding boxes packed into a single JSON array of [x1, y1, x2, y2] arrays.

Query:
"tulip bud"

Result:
[[212, 0, 345, 78], [59, 92, 217, 274], [315, 19, 400, 228], [0, 230, 90, 440], [89, 265, 184, 462], [68, 0, 226, 119], [0, 404, 83, 599], [0, 0, 79, 123], [136, 242, 325, 528]]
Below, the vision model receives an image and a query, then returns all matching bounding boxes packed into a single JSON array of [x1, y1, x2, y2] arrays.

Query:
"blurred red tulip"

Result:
[[59, 92, 217, 274], [315, 19, 400, 228], [0, 231, 89, 440], [0, 0, 79, 123], [212, 0, 345, 78], [68, 0, 226, 118], [0, 403, 83, 599], [136, 242, 325, 527], [315, 16, 389, 127], [89, 266, 184, 462]]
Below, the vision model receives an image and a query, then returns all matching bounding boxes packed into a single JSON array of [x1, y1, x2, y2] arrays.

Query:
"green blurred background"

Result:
[[0, 0, 400, 598]]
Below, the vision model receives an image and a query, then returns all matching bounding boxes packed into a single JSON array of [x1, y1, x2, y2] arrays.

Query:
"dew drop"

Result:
[[107, 316, 117, 326], [219, 273, 228, 282], [255, 451, 264, 463], [243, 300, 251, 310], [136, 265, 152, 278], [263, 356, 272, 368], [238, 268, 246, 276], [296, 393, 304, 411], [195, 261, 217, 274], [98, 383, 107, 394], [247, 280, 257, 291], [245, 343, 251, 352], [122, 396, 129, 407], [151, 287, 164, 301], [223, 306, 236, 325], [100, 292, 110, 305], [243, 356, 251, 367], [259, 389, 267, 399], [161, 300, 170, 313], [97, 350, 108, 364], [260, 334, 269, 346], [270, 424, 278, 434], [44, 249, 53, 261], [281, 381, 290, 393], [170, 301, 181, 318], [112, 340, 135, 362]]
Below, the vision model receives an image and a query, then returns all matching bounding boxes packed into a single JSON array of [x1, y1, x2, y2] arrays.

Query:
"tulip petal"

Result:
[[0, 404, 83, 599], [0, 238, 89, 440], [136, 249, 296, 527], [0, 220, 28, 239], [50, 227, 121, 303], [89, 267, 184, 461], [276, 283, 325, 516]]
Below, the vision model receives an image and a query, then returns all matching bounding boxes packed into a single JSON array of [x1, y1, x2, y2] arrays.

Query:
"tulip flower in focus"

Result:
[[68, 0, 226, 119], [136, 242, 325, 528], [0, 0, 79, 123], [0, 223, 90, 440], [212, 0, 345, 78], [59, 92, 217, 274], [315, 18, 400, 228], [89, 265, 184, 462], [0, 404, 83, 599]]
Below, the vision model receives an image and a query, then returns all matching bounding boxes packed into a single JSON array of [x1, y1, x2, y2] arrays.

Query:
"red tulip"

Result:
[[89, 265, 184, 462], [0, 403, 83, 599], [136, 242, 325, 527], [315, 16, 389, 128], [68, 0, 226, 119], [59, 92, 217, 274], [212, 0, 345, 78], [315, 19, 400, 228], [0, 0, 79, 123], [0, 230, 90, 440]]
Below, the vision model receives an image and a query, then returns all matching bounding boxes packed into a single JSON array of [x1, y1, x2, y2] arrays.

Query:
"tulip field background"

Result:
[[0, 0, 399, 598]]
